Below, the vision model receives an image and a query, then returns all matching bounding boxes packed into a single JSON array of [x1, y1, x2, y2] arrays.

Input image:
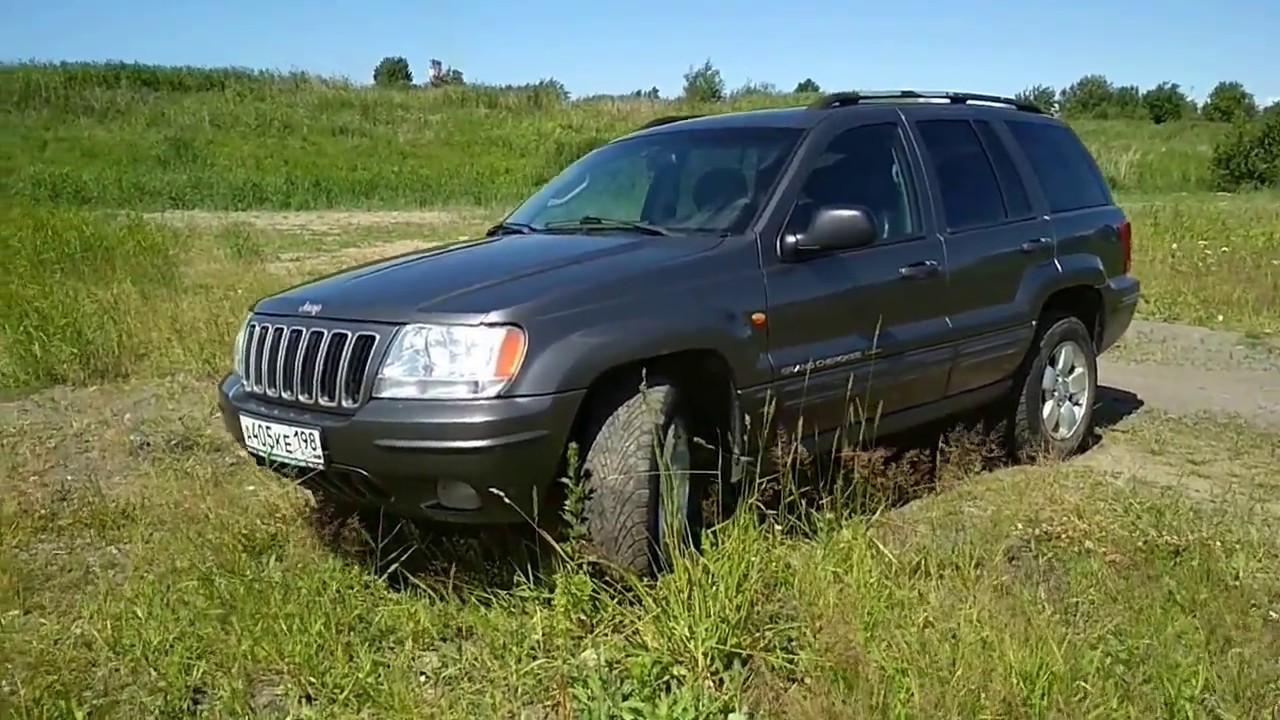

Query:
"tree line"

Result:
[[374, 56, 1273, 126]]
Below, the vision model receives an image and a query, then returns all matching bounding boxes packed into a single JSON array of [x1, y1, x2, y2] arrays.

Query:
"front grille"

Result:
[[241, 320, 381, 409]]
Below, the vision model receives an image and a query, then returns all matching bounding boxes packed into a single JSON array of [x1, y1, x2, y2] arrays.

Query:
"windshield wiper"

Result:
[[542, 216, 671, 236], [485, 220, 539, 236]]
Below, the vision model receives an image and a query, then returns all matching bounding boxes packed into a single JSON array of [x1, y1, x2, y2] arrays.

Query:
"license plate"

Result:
[[239, 414, 325, 469]]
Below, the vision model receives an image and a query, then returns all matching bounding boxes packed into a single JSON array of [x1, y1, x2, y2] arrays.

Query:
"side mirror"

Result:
[[792, 205, 879, 254]]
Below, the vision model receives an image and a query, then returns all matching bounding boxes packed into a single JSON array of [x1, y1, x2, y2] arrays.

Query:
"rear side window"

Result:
[[1006, 121, 1111, 213], [915, 119, 1007, 232], [973, 120, 1033, 220]]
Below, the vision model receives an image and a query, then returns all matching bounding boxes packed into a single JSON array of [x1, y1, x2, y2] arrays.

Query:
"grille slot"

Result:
[[241, 321, 380, 409]]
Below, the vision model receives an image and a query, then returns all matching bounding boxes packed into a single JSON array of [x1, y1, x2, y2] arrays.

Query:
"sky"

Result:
[[4, 0, 1277, 103]]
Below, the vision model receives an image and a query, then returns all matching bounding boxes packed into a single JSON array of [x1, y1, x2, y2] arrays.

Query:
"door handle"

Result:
[[898, 260, 940, 279], [1020, 237, 1052, 253]]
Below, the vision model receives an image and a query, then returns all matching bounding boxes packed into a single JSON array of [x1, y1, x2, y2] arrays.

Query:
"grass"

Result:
[[1126, 195, 1280, 334], [1, 63, 1233, 211], [4, 61, 1280, 718], [2, 378, 1279, 718]]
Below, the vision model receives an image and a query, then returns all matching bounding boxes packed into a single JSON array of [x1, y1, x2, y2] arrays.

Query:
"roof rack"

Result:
[[637, 114, 705, 130], [807, 90, 1045, 115]]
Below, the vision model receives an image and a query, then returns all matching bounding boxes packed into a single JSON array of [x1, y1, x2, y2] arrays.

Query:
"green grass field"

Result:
[[2, 63, 1280, 718]]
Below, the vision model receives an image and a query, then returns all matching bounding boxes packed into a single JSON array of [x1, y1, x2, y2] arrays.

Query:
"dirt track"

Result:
[[1100, 320, 1280, 429]]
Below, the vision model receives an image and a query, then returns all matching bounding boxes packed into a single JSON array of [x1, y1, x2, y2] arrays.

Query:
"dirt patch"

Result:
[[144, 209, 483, 236], [1100, 320, 1280, 430], [266, 238, 448, 276], [1108, 319, 1280, 372]]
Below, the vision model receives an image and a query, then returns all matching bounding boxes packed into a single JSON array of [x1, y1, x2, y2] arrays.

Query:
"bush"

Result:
[[1209, 111, 1280, 191], [1014, 84, 1058, 114], [682, 60, 725, 103], [1201, 81, 1258, 123], [372, 56, 413, 87], [1141, 82, 1190, 124]]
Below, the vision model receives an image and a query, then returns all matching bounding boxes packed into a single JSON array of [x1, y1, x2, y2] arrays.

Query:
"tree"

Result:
[[1058, 74, 1113, 118], [427, 59, 464, 87], [1142, 81, 1190, 124], [372, 56, 413, 87], [1202, 81, 1258, 123], [682, 59, 725, 103], [1013, 84, 1058, 114], [794, 78, 821, 94]]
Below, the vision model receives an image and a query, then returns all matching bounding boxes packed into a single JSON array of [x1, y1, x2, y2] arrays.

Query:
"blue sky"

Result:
[[5, 0, 1277, 103]]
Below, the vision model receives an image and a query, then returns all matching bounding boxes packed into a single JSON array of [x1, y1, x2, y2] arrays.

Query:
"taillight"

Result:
[[1117, 219, 1132, 274]]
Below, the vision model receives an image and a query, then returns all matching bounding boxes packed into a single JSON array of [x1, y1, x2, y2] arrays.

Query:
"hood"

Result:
[[253, 231, 724, 323]]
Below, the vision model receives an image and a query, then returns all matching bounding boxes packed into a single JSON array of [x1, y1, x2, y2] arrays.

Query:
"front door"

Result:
[[761, 111, 952, 447]]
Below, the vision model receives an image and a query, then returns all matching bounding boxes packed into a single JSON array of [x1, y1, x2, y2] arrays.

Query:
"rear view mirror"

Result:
[[793, 205, 878, 253]]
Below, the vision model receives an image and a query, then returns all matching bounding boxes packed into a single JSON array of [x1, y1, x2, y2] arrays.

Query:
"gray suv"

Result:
[[217, 90, 1140, 575]]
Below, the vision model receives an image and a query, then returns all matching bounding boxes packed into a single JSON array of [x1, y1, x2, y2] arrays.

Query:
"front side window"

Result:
[[785, 122, 920, 242], [505, 127, 803, 235]]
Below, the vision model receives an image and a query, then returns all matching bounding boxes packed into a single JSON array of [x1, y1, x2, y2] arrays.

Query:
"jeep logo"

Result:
[[298, 301, 323, 316]]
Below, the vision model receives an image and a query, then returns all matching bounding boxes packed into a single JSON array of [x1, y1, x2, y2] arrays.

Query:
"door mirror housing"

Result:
[[788, 205, 879, 255]]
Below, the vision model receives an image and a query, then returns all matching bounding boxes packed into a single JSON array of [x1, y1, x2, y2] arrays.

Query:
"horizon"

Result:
[[3, 0, 1278, 104]]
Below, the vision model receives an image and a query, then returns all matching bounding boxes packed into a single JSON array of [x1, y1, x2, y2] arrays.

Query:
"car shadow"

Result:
[[1093, 384, 1146, 431], [306, 500, 552, 596]]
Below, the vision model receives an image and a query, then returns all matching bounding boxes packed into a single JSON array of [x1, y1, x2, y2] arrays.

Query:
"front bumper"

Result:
[[217, 373, 585, 524]]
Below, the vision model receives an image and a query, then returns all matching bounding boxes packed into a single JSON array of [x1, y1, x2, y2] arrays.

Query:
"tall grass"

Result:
[[1, 62, 1228, 211], [0, 205, 278, 393]]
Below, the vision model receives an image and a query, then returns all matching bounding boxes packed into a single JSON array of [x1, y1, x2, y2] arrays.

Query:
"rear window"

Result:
[[1005, 121, 1112, 213]]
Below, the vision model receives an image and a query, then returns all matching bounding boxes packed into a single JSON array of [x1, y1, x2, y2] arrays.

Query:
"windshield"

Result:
[[504, 126, 803, 235]]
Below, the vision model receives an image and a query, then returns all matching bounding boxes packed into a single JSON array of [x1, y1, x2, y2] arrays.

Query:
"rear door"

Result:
[[906, 110, 1053, 396], [761, 109, 952, 438], [1002, 118, 1129, 278]]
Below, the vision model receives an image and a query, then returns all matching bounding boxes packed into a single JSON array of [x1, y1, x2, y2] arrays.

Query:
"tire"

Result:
[[1007, 314, 1099, 461], [579, 377, 699, 575]]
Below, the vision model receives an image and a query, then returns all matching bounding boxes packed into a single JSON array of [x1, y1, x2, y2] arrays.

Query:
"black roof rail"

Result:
[[637, 114, 705, 130], [807, 90, 1046, 115]]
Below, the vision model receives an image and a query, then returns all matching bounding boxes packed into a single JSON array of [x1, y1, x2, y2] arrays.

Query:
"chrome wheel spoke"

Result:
[[1041, 366, 1057, 392], [1041, 399, 1058, 430], [1066, 367, 1088, 396], [1054, 343, 1074, 373], [1058, 401, 1080, 436]]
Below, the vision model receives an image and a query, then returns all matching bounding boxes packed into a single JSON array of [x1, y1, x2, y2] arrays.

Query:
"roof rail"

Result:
[[637, 114, 705, 130], [807, 90, 1045, 115]]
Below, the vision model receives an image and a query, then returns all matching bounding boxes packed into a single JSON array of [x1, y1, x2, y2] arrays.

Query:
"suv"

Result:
[[218, 90, 1140, 575]]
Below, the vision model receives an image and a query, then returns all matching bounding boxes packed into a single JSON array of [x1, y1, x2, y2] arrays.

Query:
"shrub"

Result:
[[794, 78, 821, 94], [682, 60, 725, 103], [1209, 111, 1280, 191], [1201, 81, 1258, 123], [1014, 84, 1058, 114], [372, 56, 413, 87], [1141, 81, 1190, 124]]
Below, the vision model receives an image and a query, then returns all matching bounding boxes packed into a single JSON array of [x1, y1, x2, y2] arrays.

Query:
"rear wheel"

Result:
[[1006, 314, 1099, 460], [578, 377, 700, 575]]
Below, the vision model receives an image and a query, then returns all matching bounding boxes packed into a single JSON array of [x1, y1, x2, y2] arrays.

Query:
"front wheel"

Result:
[[577, 378, 700, 576], [1007, 315, 1099, 461]]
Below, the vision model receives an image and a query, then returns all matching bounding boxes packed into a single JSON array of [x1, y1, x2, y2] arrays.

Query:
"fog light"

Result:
[[437, 480, 481, 510]]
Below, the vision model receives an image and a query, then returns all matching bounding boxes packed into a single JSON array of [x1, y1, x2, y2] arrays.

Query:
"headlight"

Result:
[[232, 314, 251, 377], [373, 323, 527, 400]]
